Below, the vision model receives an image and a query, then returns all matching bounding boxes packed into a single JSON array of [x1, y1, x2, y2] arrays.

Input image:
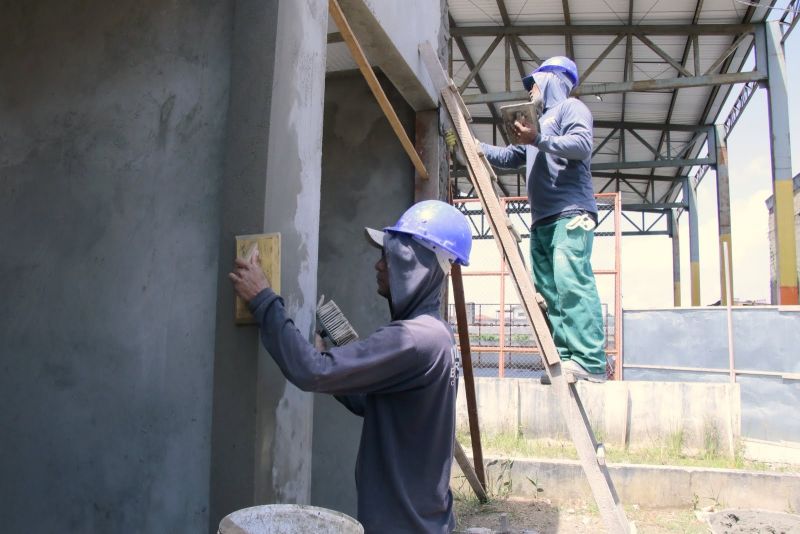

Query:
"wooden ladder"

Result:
[[420, 42, 632, 534]]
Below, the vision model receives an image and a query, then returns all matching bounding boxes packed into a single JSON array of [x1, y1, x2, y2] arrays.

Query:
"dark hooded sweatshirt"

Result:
[[480, 71, 596, 227], [248, 233, 458, 533]]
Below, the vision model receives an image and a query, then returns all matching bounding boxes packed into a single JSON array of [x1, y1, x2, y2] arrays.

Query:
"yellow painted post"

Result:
[[670, 209, 681, 307], [763, 22, 799, 304]]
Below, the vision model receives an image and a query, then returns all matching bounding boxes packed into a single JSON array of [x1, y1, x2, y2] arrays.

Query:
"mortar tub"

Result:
[[218, 504, 363, 534]]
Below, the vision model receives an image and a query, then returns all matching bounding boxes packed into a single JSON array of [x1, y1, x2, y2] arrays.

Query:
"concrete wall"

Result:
[[337, 0, 448, 110], [453, 455, 800, 511], [0, 1, 232, 532], [623, 307, 800, 443], [457, 379, 741, 454], [312, 71, 416, 516]]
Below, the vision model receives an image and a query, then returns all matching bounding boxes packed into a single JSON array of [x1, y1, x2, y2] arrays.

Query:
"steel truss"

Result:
[[455, 196, 672, 238]]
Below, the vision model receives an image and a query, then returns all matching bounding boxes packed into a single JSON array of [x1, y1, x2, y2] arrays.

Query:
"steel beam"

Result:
[[579, 34, 625, 83], [623, 203, 687, 210], [635, 34, 693, 77], [562, 0, 574, 59], [596, 121, 713, 133], [495, 0, 526, 79], [690, 5, 760, 183], [764, 21, 799, 304], [592, 171, 689, 182], [461, 71, 767, 103], [592, 157, 714, 171], [456, 169, 689, 183], [459, 35, 503, 93], [471, 117, 714, 132], [450, 16, 510, 145], [449, 23, 756, 37]]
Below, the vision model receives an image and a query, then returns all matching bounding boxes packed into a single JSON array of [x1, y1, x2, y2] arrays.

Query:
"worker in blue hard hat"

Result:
[[230, 200, 471, 533], [478, 56, 608, 384]]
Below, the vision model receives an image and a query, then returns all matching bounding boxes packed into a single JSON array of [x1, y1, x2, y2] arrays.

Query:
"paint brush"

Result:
[[316, 295, 359, 346]]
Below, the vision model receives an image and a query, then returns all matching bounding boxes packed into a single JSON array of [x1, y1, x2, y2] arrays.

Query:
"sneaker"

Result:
[[561, 359, 607, 383]]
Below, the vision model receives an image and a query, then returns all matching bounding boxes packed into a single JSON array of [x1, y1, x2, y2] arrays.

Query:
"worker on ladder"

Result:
[[478, 57, 607, 383], [229, 200, 472, 533]]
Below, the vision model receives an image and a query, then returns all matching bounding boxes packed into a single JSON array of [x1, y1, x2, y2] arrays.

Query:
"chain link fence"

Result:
[[447, 194, 622, 379]]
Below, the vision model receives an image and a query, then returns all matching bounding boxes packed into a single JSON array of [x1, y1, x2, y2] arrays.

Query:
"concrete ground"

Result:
[[455, 497, 705, 533], [454, 497, 800, 533]]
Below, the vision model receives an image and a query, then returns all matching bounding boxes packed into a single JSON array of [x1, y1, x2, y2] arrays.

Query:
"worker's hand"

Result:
[[513, 119, 538, 145], [229, 248, 270, 302], [314, 332, 329, 352]]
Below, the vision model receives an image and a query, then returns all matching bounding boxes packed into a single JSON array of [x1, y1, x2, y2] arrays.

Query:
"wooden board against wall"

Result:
[[235, 233, 281, 324]]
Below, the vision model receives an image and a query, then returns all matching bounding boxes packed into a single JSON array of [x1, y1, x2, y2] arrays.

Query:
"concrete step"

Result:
[[452, 455, 800, 513]]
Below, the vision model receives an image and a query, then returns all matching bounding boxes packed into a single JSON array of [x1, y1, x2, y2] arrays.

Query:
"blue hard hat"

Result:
[[383, 200, 472, 266], [522, 56, 579, 91]]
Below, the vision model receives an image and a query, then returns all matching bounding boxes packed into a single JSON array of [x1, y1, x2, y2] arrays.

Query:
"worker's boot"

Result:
[[540, 359, 606, 384], [561, 359, 606, 383]]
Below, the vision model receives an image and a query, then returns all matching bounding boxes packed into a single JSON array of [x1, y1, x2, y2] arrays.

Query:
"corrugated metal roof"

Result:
[[449, 0, 779, 203]]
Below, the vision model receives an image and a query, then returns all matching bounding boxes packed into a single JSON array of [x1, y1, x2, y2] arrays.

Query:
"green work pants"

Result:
[[529, 217, 606, 374]]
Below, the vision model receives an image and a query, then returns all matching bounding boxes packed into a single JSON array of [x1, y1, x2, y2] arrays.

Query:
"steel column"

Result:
[[684, 178, 701, 305], [670, 209, 682, 307], [714, 125, 734, 305], [763, 22, 798, 304]]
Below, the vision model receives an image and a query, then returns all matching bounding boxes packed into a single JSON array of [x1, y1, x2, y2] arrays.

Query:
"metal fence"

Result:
[[447, 194, 622, 379]]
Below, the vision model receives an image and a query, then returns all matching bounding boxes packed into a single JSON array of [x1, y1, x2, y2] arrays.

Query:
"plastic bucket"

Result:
[[218, 504, 363, 534]]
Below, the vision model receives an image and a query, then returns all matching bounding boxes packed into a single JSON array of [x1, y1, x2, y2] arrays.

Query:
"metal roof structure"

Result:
[[324, 0, 799, 304], [447, 0, 798, 222]]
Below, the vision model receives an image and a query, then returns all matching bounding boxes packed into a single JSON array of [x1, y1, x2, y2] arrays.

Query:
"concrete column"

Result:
[[255, 0, 328, 505], [414, 110, 443, 201], [669, 209, 681, 307], [714, 125, 734, 305], [763, 22, 798, 304], [684, 178, 701, 306], [210, 0, 326, 525]]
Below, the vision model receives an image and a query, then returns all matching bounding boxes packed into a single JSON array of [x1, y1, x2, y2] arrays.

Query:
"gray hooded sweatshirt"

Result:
[[480, 71, 596, 226], [248, 233, 458, 533]]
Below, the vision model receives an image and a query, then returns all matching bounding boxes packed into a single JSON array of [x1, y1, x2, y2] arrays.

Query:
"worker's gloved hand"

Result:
[[229, 248, 271, 302], [444, 129, 468, 167], [512, 118, 539, 145]]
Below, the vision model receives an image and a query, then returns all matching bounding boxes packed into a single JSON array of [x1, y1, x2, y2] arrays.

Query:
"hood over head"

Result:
[[383, 232, 445, 321], [532, 71, 573, 112]]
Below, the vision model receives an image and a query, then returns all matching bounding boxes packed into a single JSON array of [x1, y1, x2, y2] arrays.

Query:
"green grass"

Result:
[[457, 430, 799, 472]]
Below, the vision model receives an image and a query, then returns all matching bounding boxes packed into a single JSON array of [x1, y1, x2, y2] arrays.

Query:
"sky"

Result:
[[456, 17, 799, 313]]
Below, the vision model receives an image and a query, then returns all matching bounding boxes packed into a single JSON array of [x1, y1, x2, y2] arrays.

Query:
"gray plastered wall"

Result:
[[0, 1, 232, 531]]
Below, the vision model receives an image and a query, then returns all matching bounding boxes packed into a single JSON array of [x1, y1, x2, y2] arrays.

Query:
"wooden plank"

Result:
[[329, 0, 428, 179], [451, 264, 487, 490], [440, 78, 561, 366], [234, 233, 281, 324], [453, 440, 488, 503]]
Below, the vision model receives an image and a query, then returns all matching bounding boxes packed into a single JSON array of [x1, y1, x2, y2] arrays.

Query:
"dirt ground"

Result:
[[453, 497, 800, 533], [705, 510, 800, 533]]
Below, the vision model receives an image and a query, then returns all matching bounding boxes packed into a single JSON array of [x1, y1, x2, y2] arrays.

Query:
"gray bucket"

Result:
[[218, 504, 364, 534]]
